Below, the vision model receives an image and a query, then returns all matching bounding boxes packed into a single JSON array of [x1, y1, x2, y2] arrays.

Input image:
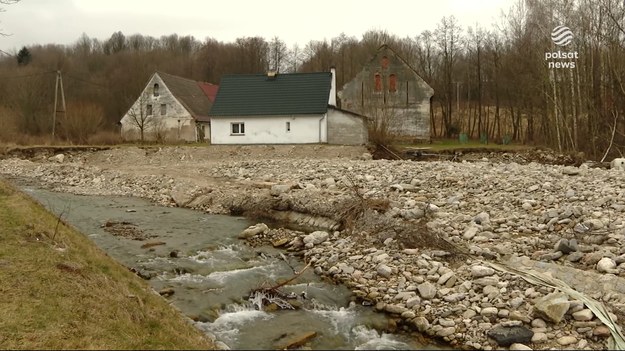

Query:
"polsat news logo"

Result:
[[545, 25, 578, 69]]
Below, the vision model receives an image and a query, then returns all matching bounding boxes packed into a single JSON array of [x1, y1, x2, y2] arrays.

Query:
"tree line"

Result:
[[1, 0, 625, 160]]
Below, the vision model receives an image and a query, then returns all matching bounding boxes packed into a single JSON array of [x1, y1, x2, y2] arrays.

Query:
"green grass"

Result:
[[0, 180, 214, 350]]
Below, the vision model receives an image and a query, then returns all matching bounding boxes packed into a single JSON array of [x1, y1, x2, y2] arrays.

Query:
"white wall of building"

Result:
[[120, 73, 197, 141], [210, 114, 327, 144]]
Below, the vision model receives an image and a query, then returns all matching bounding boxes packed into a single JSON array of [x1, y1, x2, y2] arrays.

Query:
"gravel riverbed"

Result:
[[2, 145, 625, 350]]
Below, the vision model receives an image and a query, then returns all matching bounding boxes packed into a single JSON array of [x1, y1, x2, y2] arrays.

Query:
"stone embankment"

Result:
[[1, 145, 625, 350]]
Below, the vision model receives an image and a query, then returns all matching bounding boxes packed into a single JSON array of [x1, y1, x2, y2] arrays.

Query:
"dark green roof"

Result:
[[210, 72, 332, 116]]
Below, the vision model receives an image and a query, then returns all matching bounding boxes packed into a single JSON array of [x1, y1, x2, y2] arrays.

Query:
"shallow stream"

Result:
[[20, 185, 437, 350]]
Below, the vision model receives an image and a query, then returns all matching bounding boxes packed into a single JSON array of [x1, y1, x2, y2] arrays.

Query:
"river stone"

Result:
[[473, 276, 499, 286], [437, 271, 455, 285], [487, 325, 534, 346], [531, 318, 547, 328], [463, 226, 479, 240], [474, 211, 490, 225], [270, 184, 291, 196], [406, 296, 421, 308], [471, 265, 495, 278], [597, 257, 617, 273], [567, 251, 584, 262], [171, 184, 194, 207], [377, 264, 392, 278], [385, 304, 407, 315], [437, 327, 456, 337], [594, 325, 611, 337], [238, 223, 269, 239], [481, 307, 498, 317], [509, 343, 532, 351], [303, 231, 329, 245], [531, 332, 548, 343], [417, 281, 437, 299], [554, 238, 578, 254], [572, 309, 594, 321], [557, 336, 577, 346], [413, 316, 430, 332], [463, 309, 477, 319], [51, 153, 65, 163], [534, 292, 570, 323]]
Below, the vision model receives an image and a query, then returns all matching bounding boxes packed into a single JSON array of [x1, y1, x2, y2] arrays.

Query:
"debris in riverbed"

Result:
[[249, 261, 312, 311], [275, 331, 318, 350], [102, 220, 155, 240], [140, 241, 166, 249]]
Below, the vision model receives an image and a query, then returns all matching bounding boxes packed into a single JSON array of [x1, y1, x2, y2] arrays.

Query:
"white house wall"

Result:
[[120, 73, 197, 141], [210, 115, 327, 144]]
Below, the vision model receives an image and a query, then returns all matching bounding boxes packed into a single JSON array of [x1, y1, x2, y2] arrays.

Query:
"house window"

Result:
[[286, 121, 291, 132], [153, 83, 159, 97], [389, 74, 397, 92], [160, 104, 167, 115], [374, 73, 382, 92], [146, 104, 153, 115], [231, 122, 245, 135]]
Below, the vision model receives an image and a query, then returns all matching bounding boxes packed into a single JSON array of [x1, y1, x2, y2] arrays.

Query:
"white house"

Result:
[[119, 71, 218, 142], [208, 69, 368, 145]]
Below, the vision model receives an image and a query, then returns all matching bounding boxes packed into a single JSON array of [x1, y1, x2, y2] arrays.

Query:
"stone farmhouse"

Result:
[[120, 71, 218, 142], [338, 44, 434, 142]]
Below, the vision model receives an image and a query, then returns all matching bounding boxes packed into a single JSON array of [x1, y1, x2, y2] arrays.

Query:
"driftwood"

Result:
[[249, 261, 312, 310]]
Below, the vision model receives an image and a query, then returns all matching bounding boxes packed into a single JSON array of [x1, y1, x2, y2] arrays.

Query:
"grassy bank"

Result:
[[0, 179, 214, 350]]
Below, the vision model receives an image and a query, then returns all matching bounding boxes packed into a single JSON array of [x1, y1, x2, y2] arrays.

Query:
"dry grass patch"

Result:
[[0, 180, 214, 350]]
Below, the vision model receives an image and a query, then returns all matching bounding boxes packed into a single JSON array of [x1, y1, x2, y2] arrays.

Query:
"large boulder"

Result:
[[533, 292, 570, 323], [487, 325, 534, 346]]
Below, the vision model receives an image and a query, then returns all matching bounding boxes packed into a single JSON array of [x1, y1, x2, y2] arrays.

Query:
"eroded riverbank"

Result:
[[2, 145, 625, 350]]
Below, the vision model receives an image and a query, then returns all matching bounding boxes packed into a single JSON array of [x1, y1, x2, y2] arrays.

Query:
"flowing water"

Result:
[[19, 184, 440, 350]]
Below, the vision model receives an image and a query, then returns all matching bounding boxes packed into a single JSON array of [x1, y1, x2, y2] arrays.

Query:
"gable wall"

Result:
[[120, 73, 197, 141], [338, 47, 433, 140]]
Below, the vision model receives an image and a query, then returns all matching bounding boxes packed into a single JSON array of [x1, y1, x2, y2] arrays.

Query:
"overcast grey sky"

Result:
[[0, 0, 516, 53]]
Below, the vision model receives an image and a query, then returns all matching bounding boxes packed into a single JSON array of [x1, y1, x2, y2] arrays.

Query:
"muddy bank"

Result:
[[2, 146, 625, 350]]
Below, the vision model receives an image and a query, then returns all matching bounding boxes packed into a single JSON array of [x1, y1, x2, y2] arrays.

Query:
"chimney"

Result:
[[267, 71, 277, 79], [328, 66, 337, 107]]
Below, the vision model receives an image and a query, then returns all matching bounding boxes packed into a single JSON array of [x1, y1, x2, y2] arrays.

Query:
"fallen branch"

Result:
[[269, 261, 311, 291]]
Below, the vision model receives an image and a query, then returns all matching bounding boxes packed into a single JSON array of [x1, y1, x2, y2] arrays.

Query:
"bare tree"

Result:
[[123, 91, 154, 142], [268, 36, 288, 72], [0, 0, 19, 37]]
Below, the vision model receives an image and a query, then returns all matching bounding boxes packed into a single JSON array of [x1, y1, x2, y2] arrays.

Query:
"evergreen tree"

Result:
[[16, 46, 31, 66]]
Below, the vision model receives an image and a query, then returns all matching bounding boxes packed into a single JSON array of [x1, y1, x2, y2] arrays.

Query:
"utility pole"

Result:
[[51, 70, 66, 138]]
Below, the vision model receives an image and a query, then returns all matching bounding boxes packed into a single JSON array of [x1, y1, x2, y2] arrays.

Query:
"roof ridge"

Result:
[[156, 70, 206, 84]]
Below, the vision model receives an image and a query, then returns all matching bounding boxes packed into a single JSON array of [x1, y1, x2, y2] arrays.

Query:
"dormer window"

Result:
[[153, 83, 159, 97]]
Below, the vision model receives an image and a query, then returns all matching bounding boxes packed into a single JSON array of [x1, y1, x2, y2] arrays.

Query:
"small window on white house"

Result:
[[286, 121, 291, 132], [153, 83, 159, 97], [146, 104, 153, 115], [231, 122, 245, 135], [160, 104, 167, 115]]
